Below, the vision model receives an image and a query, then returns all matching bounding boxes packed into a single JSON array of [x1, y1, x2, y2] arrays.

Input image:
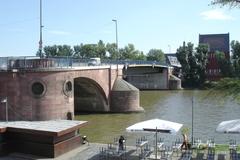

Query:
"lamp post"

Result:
[[112, 19, 118, 52], [112, 19, 119, 75], [1, 97, 8, 122], [39, 0, 44, 58]]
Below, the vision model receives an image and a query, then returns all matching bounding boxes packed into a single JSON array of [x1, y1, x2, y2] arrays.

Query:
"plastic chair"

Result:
[[207, 148, 215, 160]]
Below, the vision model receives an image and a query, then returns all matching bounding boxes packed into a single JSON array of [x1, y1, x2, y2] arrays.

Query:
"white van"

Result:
[[88, 58, 101, 66]]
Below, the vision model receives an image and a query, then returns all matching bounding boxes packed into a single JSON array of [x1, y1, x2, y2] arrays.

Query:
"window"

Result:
[[31, 81, 46, 97], [63, 80, 73, 96]]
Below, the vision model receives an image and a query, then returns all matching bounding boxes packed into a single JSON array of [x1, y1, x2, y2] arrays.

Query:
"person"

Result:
[[118, 135, 125, 151], [82, 135, 89, 145], [181, 133, 189, 150]]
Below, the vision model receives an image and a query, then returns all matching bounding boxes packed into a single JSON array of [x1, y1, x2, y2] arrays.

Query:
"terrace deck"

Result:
[[0, 120, 88, 158]]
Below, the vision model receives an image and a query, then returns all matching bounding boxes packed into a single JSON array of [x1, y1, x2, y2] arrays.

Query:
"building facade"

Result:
[[199, 33, 230, 80]]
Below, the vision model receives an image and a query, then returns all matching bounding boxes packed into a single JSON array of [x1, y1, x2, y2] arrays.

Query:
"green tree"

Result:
[[74, 41, 106, 58], [44, 45, 58, 57], [176, 42, 193, 86], [96, 40, 106, 59], [231, 40, 240, 77], [106, 43, 118, 60], [73, 44, 84, 58], [211, 0, 240, 7], [146, 49, 165, 62], [176, 42, 209, 87], [57, 45, 73, 57], [79, 44, 98, 58], [119, 44, 143, 60], [136, 51, 146, 60], [215, 51, 233, 77], [43, 45, 73, 57], [195, 44, 209, 84]]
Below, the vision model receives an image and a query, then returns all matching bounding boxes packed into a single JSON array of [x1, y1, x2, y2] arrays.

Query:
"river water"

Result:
[[75, 90, 240, 145]]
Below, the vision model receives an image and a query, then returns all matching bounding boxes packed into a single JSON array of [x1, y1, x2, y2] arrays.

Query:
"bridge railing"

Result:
[[101, 59, 167, 66], [0, 56, 168, 71]]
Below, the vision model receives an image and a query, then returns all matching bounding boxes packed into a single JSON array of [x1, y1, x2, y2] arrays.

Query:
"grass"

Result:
[[215, 144, 229, 152]]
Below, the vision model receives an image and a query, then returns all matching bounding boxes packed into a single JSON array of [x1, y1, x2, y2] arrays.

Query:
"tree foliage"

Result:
[[176, 42, 209, 87], [211, 78, 240, 100], [146, 49, 165, 62], [195, 44, 209, 84], [44, 45, 73, 57], [106, 43, 118, 60], [211, 0, 240, 7], [119, 44, 145, 60], [37, 40, 166, 62], [231, 40, 240, 77], [215, 51, 233, 77]]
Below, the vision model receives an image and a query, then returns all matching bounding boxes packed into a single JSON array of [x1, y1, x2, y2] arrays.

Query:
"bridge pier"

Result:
[[110, 78, 144, 112]]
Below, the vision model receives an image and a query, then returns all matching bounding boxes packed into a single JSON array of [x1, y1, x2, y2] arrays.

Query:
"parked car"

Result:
[[88, 58, 101, 66]]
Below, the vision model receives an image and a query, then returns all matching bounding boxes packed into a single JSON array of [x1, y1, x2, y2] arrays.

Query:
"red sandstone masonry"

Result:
[[0, 67, 122, 120]]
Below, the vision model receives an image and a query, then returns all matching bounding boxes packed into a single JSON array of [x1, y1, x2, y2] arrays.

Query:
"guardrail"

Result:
[[0, 56, 168, 71]]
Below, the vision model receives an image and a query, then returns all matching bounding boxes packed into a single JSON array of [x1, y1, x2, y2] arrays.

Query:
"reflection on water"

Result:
[[75, 90, 240, 145]]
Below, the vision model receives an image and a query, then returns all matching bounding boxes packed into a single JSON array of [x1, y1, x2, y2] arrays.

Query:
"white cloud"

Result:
[[200, 9, 235, 20], [48, 30, 71, 36]]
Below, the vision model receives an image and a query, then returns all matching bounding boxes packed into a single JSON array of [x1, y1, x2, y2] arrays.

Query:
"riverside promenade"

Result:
[[0, 143, 232, 160]]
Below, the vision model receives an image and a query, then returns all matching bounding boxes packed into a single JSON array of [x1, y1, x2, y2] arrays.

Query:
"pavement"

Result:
[[0, 143, 232, 160]]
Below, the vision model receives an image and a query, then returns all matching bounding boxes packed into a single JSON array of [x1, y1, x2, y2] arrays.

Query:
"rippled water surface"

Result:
[[75, 90, 240, 145]]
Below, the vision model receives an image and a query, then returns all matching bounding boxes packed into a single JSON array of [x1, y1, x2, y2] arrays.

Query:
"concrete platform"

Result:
[[0, 120, 87, 135], [0, 120, 88, 158]]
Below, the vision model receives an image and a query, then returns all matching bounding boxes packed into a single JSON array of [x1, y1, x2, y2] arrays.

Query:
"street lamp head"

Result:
[[112, 19, 117, 22]]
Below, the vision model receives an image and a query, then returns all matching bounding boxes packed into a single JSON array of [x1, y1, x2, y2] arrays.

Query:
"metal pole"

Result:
[[112, 20, 118, 54], [112, 19, 119, 75], [191, 96, 194, 145], [39, 0, 43, 58], [155, 127, 157, 160], [6, 97, 8, 122]]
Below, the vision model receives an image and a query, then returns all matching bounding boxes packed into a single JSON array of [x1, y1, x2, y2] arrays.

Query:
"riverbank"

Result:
[[0, 143, 236, 160]]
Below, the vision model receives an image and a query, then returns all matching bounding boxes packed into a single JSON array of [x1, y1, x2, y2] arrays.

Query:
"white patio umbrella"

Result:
[[216, 119, 240, 134], [126, 119, 183, 159]]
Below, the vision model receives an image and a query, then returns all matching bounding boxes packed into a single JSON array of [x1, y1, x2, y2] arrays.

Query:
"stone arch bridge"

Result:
[[0, 58, 143, 121]]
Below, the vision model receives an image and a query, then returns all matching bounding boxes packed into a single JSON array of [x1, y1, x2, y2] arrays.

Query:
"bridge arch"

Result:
[[74, 77, 109, 112]]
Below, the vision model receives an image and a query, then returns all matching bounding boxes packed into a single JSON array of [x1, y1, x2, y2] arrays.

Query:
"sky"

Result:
[[0, 0, 239, 57]]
